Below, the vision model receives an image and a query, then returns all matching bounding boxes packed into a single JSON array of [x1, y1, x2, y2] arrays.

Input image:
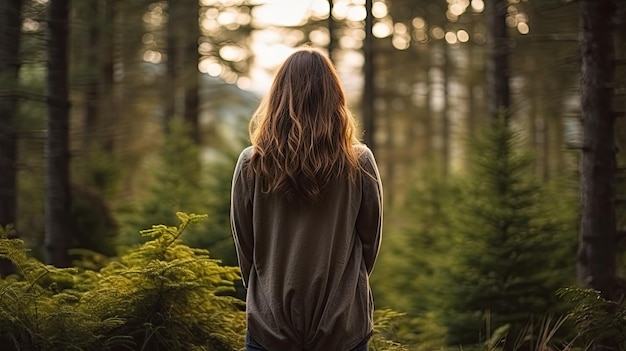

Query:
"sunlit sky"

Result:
[[159, 0, 525, 95]]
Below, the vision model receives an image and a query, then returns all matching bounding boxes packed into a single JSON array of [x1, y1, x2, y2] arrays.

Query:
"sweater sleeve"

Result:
[[355, 147, 383, 275], [230, 147, 254, 288]]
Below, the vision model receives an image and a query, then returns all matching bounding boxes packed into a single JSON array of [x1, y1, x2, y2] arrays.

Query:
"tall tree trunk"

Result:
[[0, 0, 24, 277], [327, 0, 336, 63], [101, 0, 115, 152], [0, 0, 23, 228], [577, 0, 618, 309], [164, 0, 179, 133], [182, 0, 200, 144], [442, 43, 451, 175], [362, 0, 375, 153], [45, 0, 73, 267], [485, 0, 510, 120], [82, 0, 100, 151]]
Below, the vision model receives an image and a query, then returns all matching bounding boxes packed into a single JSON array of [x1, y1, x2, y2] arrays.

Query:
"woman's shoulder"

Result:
[[236, 146, 255, 162], [353, 143, 374, 161], [234, 146, 255, 172]]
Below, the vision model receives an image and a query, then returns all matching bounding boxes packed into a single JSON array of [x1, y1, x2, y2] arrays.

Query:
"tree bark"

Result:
[[164, 0, 179, 133], [362, 0, 375, 153], [0, 0, 23, 277], [327, 0, 336, 63], [577, 0, 618, 303], [485, 0, 510, 120], [182, 0, 200, 144], [45, 0, 73, 267], [0, 0, 23, 228]]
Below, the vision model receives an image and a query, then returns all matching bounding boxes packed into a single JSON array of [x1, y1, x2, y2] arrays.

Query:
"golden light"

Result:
[[236, 76, 252, 90], [431, 26, 445, 40], [457, 29, 470, 42], [201, 18, 220, 32], [517, 22, 529, 34], [309, 29, 330, 46], [392, 36, 410, 50], [347, 5, 367, 21], [394, 22, 408, 35], [446, 10, 458, 22], [373, 21, 393, 38], [142, 33, 154, 45], [506, 15, 517, 28], [449, 3, 465, 16], [311, 0, 330, 18], [199, 42, 213, 55], [372, 1, 388, 18], [204, 7, 219, 19], [22, 18, 41, 32], [445, 31, 458, 45], [340, 35, 362, 49], [199, 59, 223, 76], [332, 1, 349, 20], [412, 17, 426, 30], [471, 0, 484, 12], [219, 45, 245, 62], [414, 29, 428, 43], [143, 50, 162, 64]]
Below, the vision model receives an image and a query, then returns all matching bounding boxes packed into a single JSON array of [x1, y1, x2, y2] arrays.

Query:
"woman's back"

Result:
[[230, 49, 383, 351], [231, 144, 381, 351]]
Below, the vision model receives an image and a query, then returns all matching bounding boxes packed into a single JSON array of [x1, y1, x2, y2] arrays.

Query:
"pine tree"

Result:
[[438, 116, 575, 347]]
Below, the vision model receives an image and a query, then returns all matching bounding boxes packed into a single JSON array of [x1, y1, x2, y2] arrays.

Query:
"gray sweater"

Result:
[[230, 144, 383, 351]]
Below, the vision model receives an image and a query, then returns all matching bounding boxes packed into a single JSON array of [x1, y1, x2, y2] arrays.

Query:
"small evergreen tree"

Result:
[[438, 116, 575, 347], [0, 213, 246, 351]]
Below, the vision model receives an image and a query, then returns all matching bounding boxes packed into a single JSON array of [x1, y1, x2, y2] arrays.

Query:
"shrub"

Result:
[[0, 213, 246, 351]]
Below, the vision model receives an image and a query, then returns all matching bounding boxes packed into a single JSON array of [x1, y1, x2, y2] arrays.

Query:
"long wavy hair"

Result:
[[248, 48, 361, 201]]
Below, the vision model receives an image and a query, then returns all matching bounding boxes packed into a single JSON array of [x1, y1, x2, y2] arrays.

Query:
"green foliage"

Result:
[[558, 287, 626, 350], [0, 214, 246, 351], [115, 120, 239, 269], [369, 309, 411, 351], [436, 117, 576, 347], [371, 162, 459, 349]]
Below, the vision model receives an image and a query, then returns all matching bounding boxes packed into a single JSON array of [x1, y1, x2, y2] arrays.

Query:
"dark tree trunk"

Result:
[[45, 0, 73, 267], [82, 0, 100, 151], [327, 0, 336, 63], [0, 0, 23, 277], [0, 0, 23, 228], [101, 0, 115, 152], [485, 0, 510, 119], [164, 0, 179, 133], [577, 0, 618, 306], [182, 0, 200, 144], [362, 0, 375, 153]]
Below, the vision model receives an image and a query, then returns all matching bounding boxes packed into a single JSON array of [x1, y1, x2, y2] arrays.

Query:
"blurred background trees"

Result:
[[0, 0, 625, 349]]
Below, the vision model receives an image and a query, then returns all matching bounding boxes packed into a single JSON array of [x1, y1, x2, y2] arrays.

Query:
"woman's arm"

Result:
[[355, 147, 383, 275], [230, 148, 254, 287]]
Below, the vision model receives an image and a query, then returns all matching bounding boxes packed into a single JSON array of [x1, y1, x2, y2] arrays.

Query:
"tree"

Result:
[[327, 0, 336, 62], [362, 0, 375, 153], [45, 0, 73, 267], [439, 117, 574, 348], [485, 0, 510, 119], [165, 0, 200, 143], [577, 0, 620, 318], [0, 0, 24, 276]]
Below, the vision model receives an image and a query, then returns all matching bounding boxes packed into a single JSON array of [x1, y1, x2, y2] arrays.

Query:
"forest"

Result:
[[0, 0, 625, 350]]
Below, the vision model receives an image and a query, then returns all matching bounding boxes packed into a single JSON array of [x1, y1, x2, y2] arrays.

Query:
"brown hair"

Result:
[[248, 48, 361, 201]]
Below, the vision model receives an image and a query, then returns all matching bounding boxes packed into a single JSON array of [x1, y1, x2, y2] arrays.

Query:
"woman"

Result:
[[230, 48, 383, 351]]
